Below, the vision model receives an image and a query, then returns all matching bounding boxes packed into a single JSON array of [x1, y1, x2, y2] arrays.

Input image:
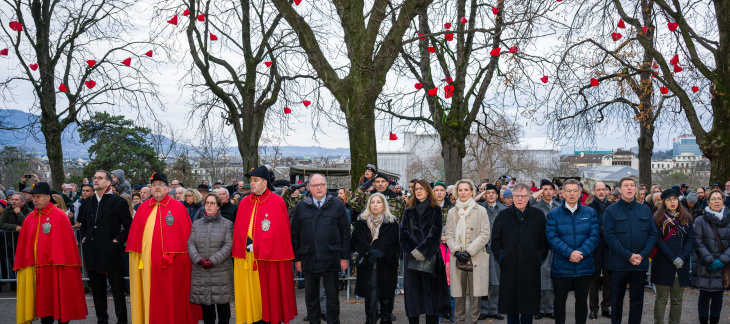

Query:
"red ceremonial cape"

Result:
[[14, 203, 88, 322], [126, 195, 201, 324], [232, 189, 295, 260]]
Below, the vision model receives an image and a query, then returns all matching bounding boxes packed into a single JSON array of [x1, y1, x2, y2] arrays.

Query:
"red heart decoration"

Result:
[[414, 83, 423, 89], [509, 46, 518, 53], [183, 8, 190, 16], [0, 48, 8, 56], [492, 8, 500, 15], [651, 73, 657, 78], [122, 57, 131, 66], [670, 54, 679, 65], [611, 32, 622, 41], [29, 63, 38, 71], [197, 14, 205, 22], [490, 48, 501, 57], [419, 33, 425, 41], [445, 91, 453, 99], [445, 76, 453, 83], [652, 62, 659, 69], [167, 15, 178, 25], [642, 26, 648, 34], [660, 87, 669, 94], [293, 0, 302, 5], [590, 78, 599, 87], [692, 86, 699, 93], [617, 19, 625, 29], [445, 33, 453, 41], [460, 17, 468, 24], [389, 132, 398, 141], [302, 100, 311, 107], [284, 107, 292, 114], [264, 61, 272, 67], [210, 33, 218, 41], [428, 88, 438, 96], [427, 47, 435, 53], [87, 60, 96, 67], [540, 76, 548, 83], [673, 64, 683, 73], [668, 22, 678, 31], [145, 50, 153, 57], [444, 23, 451, 29], [85, 80, 96, 89], [444, 85, 454, 93], [59, 83, 68, 92], [9, 21, 23, 32]]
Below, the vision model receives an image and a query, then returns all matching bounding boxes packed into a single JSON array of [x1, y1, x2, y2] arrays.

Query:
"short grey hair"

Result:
[[512, 183, 530, 193], [563, 179, 582, 188], [592, 181, 606, 191], [13, 192, 25, 201]]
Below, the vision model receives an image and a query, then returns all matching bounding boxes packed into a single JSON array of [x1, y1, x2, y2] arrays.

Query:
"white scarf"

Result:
[[454, 198, 476, 251], [705, 206, 725, 221]]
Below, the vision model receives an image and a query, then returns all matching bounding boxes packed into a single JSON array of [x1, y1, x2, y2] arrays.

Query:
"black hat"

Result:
[[661, 189, 680, 200], [713, 182, 722, 189], [680, 184, 689, 189], [197, 184, 210, 191], [149, 172, 168, 185], [539, 179, 553, 188], [28, 182, 56, 204], [366, 164, 377, 173], [214, 181, 222, 185], [245, 165, 275, 192], [373, 173, 389, 182], [484, 183, 499, 192]]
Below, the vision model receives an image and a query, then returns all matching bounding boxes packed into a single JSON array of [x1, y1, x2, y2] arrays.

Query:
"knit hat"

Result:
[[503, 189, 513, 198], [686, 191, 698, 204]]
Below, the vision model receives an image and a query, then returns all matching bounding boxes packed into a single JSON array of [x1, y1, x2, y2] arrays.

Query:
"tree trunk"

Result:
[[637, 122, 654, 188], [441, 136, 465, 185], [233, 107, 265, 177], [700, 116, 730, 185], [40, 119, 64, 190], [340, 92, 379, 190]]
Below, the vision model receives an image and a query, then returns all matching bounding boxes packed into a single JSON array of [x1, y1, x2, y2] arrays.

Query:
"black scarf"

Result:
[[415, 199, 430, 217]]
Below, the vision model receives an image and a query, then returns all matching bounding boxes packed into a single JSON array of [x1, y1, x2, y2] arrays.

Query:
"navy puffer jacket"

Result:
[[545, 203, 600, 277]]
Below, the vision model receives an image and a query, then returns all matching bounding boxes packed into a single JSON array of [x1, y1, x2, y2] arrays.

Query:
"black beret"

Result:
[[484, 183, 499, 192], [661, 189, 680, 201], [540, 179, 553, 188]]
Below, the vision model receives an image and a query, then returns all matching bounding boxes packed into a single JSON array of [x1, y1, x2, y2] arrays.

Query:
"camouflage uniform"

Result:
[[440, 204, 453, 225], [281, 188, 305, 216], [348, 188, 406, 222]]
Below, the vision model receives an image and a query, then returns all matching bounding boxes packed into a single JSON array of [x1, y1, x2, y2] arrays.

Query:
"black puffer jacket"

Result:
[[184, 201, 205, 221], [692, 207, 730, 291], [290, 194, 351, 273]]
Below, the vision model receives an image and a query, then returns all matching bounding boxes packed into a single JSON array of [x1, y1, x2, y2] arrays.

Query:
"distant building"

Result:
[[651, 152, 709, 175], [673, 134, 702, 158], [563, 149, 639, 171], [580, 165, 639, 188]]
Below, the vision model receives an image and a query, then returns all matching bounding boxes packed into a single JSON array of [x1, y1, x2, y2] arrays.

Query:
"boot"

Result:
[[699, 317, 709, 324], [380, 298, 395, 324], [710, 316, 720, 324], [365, 299, 372, 324]]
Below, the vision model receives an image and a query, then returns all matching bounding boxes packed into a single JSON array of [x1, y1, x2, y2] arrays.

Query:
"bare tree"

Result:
[[189, 121, 238, 184], [0, 0, 164, 190]]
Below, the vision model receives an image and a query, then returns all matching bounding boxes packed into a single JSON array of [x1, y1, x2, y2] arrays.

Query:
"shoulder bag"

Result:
[[707, 222, 730, 290], [406, 213, 436, 277]]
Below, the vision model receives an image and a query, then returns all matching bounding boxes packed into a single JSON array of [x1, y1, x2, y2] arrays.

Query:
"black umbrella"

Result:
[[370, 260, 379, 323]]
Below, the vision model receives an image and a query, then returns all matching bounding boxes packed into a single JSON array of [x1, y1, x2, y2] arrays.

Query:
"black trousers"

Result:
[[610, 270, 645, 324], [303, 271, 340, 324], [588, 268, 611, 312], [201, 303, 231, 324], [40, 317, 68, 324], [552, 275, 592, 324], [407, 315, 438, 324], [89, 270, 128, 324]]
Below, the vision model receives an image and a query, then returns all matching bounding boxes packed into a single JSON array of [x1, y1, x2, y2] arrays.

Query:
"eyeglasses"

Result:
[[150, 183, 166, 187], [310, 184, 327, 188], [414, 187, 425, 192], [709, 198, 724, 202], [513, 194, 530, 200]]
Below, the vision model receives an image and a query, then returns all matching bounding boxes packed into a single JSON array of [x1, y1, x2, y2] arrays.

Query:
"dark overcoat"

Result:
[[351, 219, 400, 298], [587, 198, 610, 269], [290, 194, 351, 273], [399, 204, 451, 317], [491, 205, 549, 316], [78, 193, 133, 272], [650, 216, 693, 287]]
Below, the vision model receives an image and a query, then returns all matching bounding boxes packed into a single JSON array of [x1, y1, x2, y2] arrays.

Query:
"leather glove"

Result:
[[289, 181, 308, 192], [360, 178, 375, 190], [199, 258, 214, 269], [455, 251, 471, 263], [673, 257, 684, 269], [369, 249, 385, 259], [411, 249, 425, 261], [246, 237, 254, 252], [709, 259, 724, 271]]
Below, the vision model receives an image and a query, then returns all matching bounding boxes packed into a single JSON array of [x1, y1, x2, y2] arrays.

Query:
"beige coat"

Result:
[[445, 203, 490, 297]]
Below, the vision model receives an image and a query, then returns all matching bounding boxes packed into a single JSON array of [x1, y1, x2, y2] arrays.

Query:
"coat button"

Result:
[[94, 226, 97, 229]]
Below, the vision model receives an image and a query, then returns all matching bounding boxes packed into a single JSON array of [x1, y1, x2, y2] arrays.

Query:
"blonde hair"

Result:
[[184, 188, 203, 204], [339, 188, 352, 201], [359, 193, 397, 223], [52, 194, 67, 212], [120, 193, 135, 218], [454, 179, 476, 199]]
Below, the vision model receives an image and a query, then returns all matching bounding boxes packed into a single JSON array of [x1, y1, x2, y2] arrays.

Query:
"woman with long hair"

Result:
[[651, 189, 694, 324], [358, 164, 377, 186]]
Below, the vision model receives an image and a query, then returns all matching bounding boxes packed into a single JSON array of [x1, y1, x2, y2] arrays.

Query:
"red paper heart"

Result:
[[9, 21, 23, 32], [210, 33, 218, 41], [540, 76, 548, 83], [492, 8, 500, 15], [652, 62, 659, 69], [660, 87, 669, 94], [122, 57, 131, 66], [414, 83, 423, 89], [590, 78, 599, 87], [617, 19, 625, 29], [284, 107, 292, 114], [692, 86, 699, 93], [85, 80, 96, 89], [29, 63, 38, 71], [673, 64, 683, 73], [642, 26, 648, 34], [197, 14, 205, 22], [460, 17, 468, 24], [611, 32, 622, 41], [183, 8, 190, 16], [445, 33, 453, 41], [651, 73, 656, 78], [445, 76, 453, 83], [419, 33, 425, 41], [293, 0, 302, 5], [87, 60, 97, 68], [444, 23, 451, 29], [670, 54, 679, 65], [264, 61, 272, 67], [427, 47, 435, 53], [167, 15, 178, 25], [444, 85, 454, 93], [428, 88, 438, 96], [145, 50, 153, 57], [0, 48, 7, 56], [302, 100, 311, 107], [668, 22, 678, 31], [509, 46, 518, 53], [490, 48, 501, 57], [59, 83, 68, 92], [445, 91, 453, 98], [389, 132, 398, 141]]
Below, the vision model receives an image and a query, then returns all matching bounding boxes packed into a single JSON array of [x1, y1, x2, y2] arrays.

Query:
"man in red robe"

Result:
[[14, 182, 88, 324], [126, 172, 201, 323], [232, 165, 297, 324]]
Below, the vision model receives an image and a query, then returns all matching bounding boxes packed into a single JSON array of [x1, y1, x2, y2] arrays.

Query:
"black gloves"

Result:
[[369, 249, 385, 263], [290, 181, 308, 192], [360, 178, 375, 190], [454, 251, 471, 263]]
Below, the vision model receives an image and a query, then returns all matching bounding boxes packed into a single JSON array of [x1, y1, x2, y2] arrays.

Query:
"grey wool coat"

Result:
[[187, 211, 234, 305], [444, 202, 491, 297]]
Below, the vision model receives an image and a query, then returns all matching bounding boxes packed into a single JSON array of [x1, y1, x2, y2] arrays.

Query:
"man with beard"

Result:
[[479, 183, 508, 320], [529, 179, 561, 320], [349, 173, 405, 220], [587, 182, 612, 320]]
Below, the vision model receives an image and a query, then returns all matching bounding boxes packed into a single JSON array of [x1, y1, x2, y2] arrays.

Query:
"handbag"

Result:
[[456, 256, 473, 272], [406, 215, 436, 277], [707, 222, 730, 290]]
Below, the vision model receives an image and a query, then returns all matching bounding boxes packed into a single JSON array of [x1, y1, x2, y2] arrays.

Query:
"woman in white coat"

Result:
[[445, 179, 491, 324]]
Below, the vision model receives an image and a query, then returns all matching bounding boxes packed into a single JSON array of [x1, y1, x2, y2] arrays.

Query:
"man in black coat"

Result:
[[291, 174, 351, 324], [491, 183, 549, 324], [216, 188, 238, 223], [586, 181, 612, 320], [78, 170, 133, 324]]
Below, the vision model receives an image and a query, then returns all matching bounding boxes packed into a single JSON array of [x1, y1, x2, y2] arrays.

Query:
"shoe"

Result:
[[545, 313, 555, 319], [589, 310, 598, 320], [449, 315, 456, 323], [478, 314, 488, 320], [534, 313, 545, 319], [601, 311, 611, 318], [303, 315, 309, 321], [493, 314, 505, 320]]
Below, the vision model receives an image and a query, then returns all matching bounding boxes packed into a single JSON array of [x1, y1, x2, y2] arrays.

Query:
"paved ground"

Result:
[[0, 283, 729, 323]]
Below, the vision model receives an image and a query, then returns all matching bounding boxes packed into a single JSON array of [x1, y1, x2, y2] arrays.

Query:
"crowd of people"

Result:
[[0, 165, 729, 324]]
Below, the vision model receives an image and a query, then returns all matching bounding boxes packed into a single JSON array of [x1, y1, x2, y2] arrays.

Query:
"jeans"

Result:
[[653, 277, 684, 324], [610, 270, 645, 324], [201, 303, 231, 324], [506, 314, 533, 324], [552, 275, 592, 324], [303, 271, 340, 323], [589, 268, 611, 312], [698, 289, 723, 318]]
